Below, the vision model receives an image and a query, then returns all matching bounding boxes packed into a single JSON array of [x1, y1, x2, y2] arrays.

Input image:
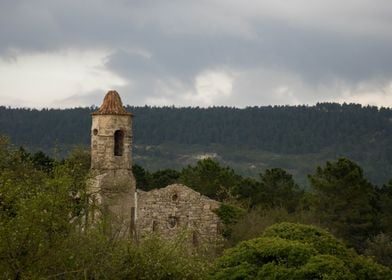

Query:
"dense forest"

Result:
[[1, 137, 392, 279], [1, 103, 391, 154], [0, 103, 391, 186]]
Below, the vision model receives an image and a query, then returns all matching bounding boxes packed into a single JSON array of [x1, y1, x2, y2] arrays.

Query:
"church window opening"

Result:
[[114, 130, 124, 156], [168, 215, 178, 229], [93, 129, 98, 135]]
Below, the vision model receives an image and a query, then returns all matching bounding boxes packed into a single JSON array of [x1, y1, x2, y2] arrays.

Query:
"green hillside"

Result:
[[0, 103, 391, 186]]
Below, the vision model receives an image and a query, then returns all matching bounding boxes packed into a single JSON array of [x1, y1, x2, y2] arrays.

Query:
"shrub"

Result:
[[211, 223, 392, 280]]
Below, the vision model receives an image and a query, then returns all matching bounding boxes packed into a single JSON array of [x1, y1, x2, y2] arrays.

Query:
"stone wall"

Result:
[[88, 92, 221, 242], [89, 112, 136, 236], [91, 114, 133, 171], [136, 184, 221, 244]]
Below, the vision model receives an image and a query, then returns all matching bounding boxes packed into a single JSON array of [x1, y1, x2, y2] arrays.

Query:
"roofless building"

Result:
[[88, 90, 221, 243]]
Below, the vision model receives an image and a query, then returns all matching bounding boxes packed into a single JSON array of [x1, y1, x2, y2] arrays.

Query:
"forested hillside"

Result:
[[0, 103, 391, 185]]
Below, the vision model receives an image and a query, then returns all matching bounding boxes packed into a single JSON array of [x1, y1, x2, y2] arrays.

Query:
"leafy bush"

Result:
[[213, 203, 246, 239], [211, 223, 392, 280], [0, 143, 211, 279], [262, 223, 348, 258], [213, 203, 246, 226], [228, 207, 319, 246]]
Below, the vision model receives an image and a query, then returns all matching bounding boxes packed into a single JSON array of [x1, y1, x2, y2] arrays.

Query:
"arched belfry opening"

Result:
[[114, 130, 124, 156]]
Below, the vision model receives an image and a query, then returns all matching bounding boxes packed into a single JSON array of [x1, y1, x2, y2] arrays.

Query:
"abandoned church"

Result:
[[88, 90, 221, 243]]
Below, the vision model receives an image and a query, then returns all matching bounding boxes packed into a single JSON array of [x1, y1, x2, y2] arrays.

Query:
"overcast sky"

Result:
[[1, 0, 392, 108]]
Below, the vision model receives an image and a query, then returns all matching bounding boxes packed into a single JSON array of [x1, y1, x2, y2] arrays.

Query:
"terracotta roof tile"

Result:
[[93, 90, 131, 115]]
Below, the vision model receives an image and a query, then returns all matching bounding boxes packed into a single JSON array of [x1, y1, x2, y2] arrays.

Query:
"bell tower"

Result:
[[91, 90, 133, 171], [89, 90, 136, 236]]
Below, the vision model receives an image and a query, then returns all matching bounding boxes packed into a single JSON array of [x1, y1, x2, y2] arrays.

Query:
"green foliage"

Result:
[[132, 164, 151, 190], [228, 208, 319, 246], [0, 227, 212, 279], [132, 164, 180, 191], [309, 158, 377, 250], [111, 235, 212, 280], [214, 203, 246, 225], [244, 168, 303, 211], [213, 203, 246, 239], [213, 237, 316, 279], [262, 223, 348, 258], [0, 170, 85, 278], [12, 146, 55, 173], [0, 142, 89, 279], [365, 233, 392, 268], [376, 180, 392, 235], [31, 150, 55, 173], [0, 142, 211, 279], [300, 255, 353, 280], [1, 103, 391, 185], [261, 168, 303, 211], [350, 255, 392, 280], [64, 146, 91, 196], [150, 168, 180, 189], [65, 146, 91, 177], [211, 223, 392, 280], [180, 158, 242, 200], [1, 136, 392, 278]]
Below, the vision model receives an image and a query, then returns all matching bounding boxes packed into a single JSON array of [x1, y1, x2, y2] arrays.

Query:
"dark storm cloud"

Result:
[[105, 19, 392, 90], [1, 0, 392, 106]]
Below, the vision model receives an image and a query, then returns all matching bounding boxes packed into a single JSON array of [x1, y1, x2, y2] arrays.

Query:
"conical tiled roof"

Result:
[[93, 90, 132, 115]]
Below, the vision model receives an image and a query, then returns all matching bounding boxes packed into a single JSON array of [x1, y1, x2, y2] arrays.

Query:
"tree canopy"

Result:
[[0, 103, 391, 185], [309, 158, 377, 249], [1, 136, 392, 278], [211, 223, 392, 280]]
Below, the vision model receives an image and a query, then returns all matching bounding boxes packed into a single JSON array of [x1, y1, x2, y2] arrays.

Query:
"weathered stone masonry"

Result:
[[89, 91, 136, 235], [136, 184, 220, 243], [89, 91, 221, 242]]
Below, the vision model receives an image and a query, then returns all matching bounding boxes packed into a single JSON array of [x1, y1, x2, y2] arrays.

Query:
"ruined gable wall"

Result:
[[136, 184, 221, 242]]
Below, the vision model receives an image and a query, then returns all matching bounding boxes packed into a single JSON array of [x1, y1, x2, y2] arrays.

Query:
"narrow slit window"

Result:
[[114, 130, 124, 156]]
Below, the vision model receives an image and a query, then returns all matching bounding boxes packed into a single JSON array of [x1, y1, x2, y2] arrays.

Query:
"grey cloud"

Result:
[[51, 91, 103, 108], [104, 19, 392, 87], [1, 0, 392, 106]]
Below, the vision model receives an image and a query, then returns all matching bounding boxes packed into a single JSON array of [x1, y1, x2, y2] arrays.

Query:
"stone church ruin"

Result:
[[88, 90, 221, 242]]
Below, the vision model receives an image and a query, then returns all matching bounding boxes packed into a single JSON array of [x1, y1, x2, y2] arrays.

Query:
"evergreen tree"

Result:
[[309, 158, 377, 250], [180, 158, 242, 200], [258, 168, 303, 211]]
